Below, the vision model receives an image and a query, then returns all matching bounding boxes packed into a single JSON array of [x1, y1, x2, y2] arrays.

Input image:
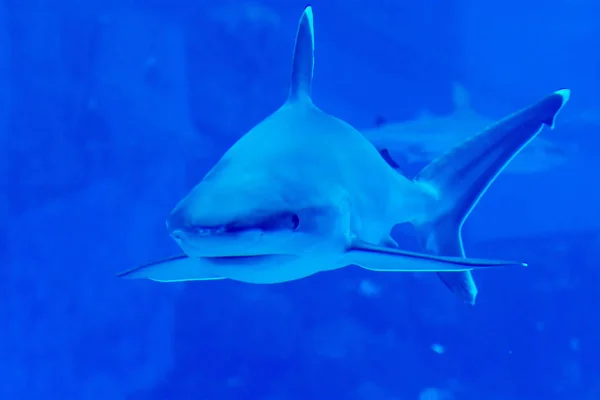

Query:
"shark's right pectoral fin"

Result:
[[345, 240, 526, 272], [116, 255, 226, 282]]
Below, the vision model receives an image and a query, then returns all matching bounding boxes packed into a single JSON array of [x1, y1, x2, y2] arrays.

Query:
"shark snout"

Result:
[[166, 207, 227, 240], [165, 207, 191, 239]]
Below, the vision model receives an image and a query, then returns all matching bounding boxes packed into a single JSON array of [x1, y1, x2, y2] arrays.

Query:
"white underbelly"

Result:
[[207, 254, 342, 284]]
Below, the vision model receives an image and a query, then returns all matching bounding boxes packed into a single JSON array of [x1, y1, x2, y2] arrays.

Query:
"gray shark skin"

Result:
[[118, 6, 571, 304]]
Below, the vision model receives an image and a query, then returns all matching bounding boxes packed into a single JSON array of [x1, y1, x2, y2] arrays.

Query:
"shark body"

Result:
[[363, 83, 574, 175], [119, 6, 570, 304]]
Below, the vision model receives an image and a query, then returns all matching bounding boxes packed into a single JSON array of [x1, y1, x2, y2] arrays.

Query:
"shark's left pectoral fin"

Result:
[[346, 240, 526, 272], [409, 88, 570, 304], [117, 255, 226, 282]]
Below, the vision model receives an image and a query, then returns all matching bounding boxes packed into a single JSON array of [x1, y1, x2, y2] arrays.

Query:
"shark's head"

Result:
[[165, 7, 351, 258], [166, 160, 347, 258]]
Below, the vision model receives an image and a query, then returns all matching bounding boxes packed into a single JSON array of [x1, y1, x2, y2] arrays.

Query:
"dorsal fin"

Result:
[[288, 6, 314, 102]]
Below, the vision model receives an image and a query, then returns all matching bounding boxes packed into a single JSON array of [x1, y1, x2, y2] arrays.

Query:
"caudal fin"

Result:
[[413, 89, 571, 304]]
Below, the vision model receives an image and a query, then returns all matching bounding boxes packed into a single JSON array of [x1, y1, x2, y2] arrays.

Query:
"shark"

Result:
[[118, 6, 571, 304], [363, 83, 575, 175]]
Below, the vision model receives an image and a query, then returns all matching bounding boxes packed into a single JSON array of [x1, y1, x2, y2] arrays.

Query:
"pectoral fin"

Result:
[[116, 255, 226, 282], [345, 240, 526, 272]]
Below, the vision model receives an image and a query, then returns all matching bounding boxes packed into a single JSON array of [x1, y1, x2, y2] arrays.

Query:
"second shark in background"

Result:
[[362, 82, 577, 174]]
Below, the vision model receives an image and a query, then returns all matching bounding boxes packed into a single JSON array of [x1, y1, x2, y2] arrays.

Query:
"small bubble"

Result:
[[359, 279, 380, 297], [431, 343, 445, 354], [569, 338, 580, 352]]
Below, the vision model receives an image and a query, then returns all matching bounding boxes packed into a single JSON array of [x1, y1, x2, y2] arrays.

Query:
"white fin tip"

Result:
[[555, 88, 571, 104], [303, 6, 314, 27]]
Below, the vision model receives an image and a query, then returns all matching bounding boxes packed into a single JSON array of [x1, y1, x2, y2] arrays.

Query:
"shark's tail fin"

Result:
[[412, 89, 571, 304]]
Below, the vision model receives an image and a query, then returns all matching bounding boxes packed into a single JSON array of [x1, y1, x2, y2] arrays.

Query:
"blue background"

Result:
[[2, 0, 600, 399]]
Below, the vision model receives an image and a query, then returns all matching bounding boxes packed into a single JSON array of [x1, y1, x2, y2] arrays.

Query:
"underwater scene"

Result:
[[3, 0, 600, 399]]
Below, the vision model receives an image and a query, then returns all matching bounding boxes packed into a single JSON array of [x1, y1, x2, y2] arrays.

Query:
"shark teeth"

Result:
[[190, 225, 227, 236]]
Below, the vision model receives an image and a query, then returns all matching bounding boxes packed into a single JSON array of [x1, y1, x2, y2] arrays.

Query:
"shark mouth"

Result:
[[182, 212, 300, 238], [170, 223, 254, 240], [187, 225, 228, 236], [169, 213, 304, 259]]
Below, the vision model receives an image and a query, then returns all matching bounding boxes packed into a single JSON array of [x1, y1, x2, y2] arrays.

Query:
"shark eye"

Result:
[[291, 213, 300, 230]]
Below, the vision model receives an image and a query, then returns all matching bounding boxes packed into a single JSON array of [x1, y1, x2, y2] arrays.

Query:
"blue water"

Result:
[[3, 0, 600, 399]]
